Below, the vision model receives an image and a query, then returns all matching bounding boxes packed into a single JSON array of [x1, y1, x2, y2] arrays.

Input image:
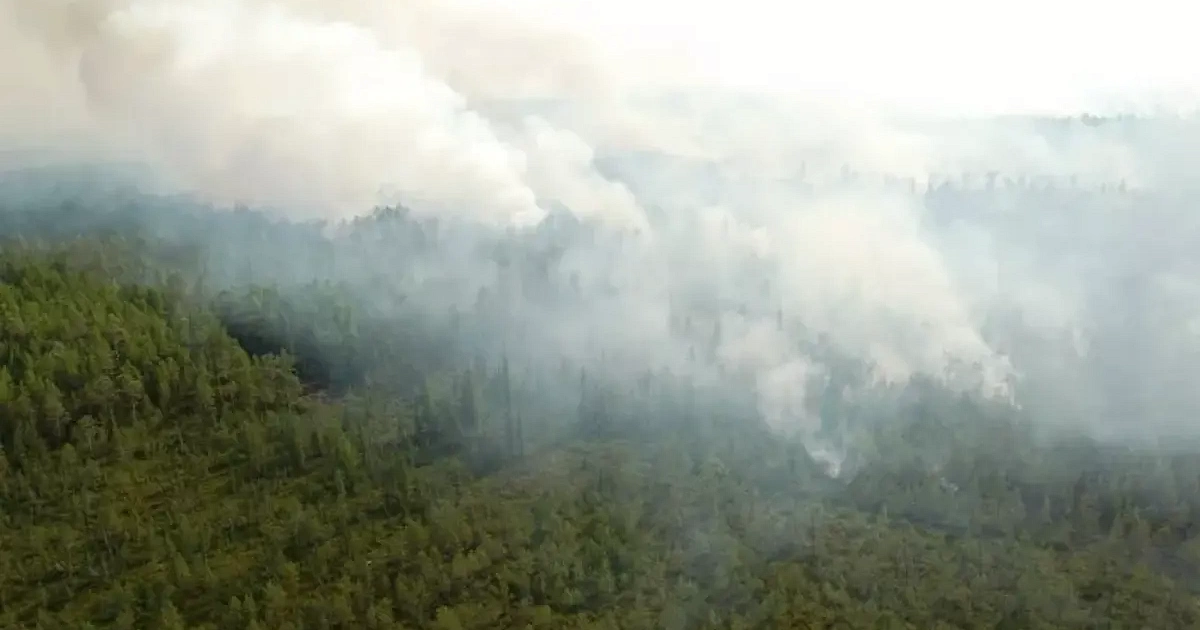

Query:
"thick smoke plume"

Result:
[[4, 0, 1200, 469]]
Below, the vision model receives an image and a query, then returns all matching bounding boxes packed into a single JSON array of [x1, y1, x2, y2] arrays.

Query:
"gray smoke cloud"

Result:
[[4, 0, 1200, 468]]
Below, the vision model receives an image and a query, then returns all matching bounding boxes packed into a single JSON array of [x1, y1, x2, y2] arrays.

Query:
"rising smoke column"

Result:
[[8, 0, 1198, 462], [3, 0, 647, 227]]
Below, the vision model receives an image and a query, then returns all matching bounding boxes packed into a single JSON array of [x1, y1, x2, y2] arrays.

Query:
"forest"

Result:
[[4, 164, 1200, 630]]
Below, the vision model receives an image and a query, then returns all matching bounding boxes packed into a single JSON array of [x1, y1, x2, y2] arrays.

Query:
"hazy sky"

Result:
[[513, 0, 1199, 116]]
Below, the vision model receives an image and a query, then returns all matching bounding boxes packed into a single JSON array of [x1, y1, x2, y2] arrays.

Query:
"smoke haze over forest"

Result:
[[4, 0, 1200, 470], [14, 3, 1200, 629]]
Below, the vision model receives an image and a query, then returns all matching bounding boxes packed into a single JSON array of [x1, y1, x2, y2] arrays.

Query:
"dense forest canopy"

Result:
[[5, 2, 1200, 628], [4, 152, 1200, 628]]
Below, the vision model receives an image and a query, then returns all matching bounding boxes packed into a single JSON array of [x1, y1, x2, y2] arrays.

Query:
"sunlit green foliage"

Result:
[[3, 192, 1200, 629]]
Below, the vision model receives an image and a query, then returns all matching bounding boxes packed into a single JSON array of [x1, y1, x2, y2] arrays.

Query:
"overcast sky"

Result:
[[512, 0, 1198, 116]]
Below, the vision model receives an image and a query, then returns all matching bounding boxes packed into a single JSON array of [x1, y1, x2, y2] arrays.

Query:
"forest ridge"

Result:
[[3, 176, 1200, 629]]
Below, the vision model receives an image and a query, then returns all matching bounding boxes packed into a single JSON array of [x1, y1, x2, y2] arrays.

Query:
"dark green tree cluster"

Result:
[[3, 185, 1200, 628]]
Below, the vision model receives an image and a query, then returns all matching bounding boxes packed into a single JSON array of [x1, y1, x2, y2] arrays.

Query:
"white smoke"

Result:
[[3, 0, 1199, 462]]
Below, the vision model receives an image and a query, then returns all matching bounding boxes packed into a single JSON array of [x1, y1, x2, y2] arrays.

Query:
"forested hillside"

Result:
[[5, 179, 1200, 629]]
